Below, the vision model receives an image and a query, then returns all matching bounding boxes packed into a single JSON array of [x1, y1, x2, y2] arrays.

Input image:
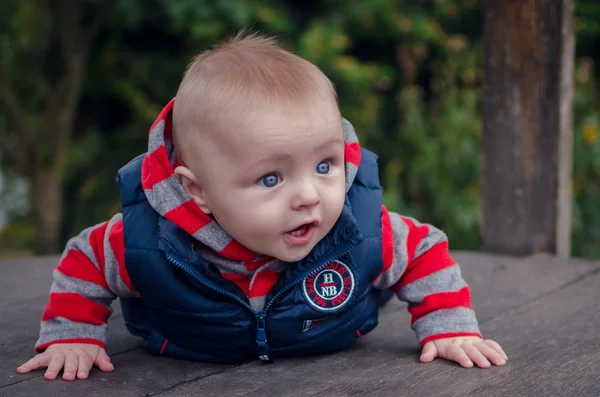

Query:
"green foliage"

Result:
[[1, 0, 600, 258], [572, 58, 600, 257]]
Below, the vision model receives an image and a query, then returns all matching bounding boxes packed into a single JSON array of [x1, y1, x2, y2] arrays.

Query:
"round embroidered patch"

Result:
[[302, 260, 355, 312]]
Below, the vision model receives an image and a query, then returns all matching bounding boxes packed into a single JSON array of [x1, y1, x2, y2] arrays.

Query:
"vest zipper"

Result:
[[165, 253, 256, 313], [164, 237, 358, 363], [166, 252, 274, 361]]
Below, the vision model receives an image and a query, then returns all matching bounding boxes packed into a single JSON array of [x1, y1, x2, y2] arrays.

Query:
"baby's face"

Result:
[[188, 102, 346, 262]]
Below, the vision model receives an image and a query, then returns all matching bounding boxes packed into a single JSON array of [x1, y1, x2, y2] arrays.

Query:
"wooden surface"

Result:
[[1, 252, 599, 396], [481, 0, 575, 256]]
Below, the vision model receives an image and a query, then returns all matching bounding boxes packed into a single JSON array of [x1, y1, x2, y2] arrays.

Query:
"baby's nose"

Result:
[[291, 184, 320, 209]]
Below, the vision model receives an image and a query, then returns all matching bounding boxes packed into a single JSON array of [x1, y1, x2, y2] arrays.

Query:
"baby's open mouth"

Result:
[[287, 223, 315, 237]]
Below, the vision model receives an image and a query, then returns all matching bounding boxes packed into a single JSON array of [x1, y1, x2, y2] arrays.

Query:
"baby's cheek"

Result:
[[254, 205, 284, 232]]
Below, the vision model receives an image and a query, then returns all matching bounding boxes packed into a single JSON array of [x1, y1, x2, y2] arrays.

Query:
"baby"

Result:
[[17, 32, 507, 381]]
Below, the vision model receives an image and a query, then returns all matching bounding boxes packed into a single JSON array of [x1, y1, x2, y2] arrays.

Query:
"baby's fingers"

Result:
[[94, 349, 114, 372], [483, 339, 508, 360], [16, 354, 51, 374], [77, 353, 95, 379], [44, 353, 66, 380], [475, 341, 506, 366], [445, 345, 473, 368], [463, 344, 491, 368], [62, 353, 79, 381]]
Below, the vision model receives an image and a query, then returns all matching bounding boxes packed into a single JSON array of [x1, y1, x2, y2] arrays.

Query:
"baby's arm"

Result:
[[373, 206, 506, 368], [17, 213, 138, 380]]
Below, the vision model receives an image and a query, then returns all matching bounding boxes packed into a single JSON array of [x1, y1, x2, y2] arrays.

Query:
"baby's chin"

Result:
[[267, 241, 316, 263]]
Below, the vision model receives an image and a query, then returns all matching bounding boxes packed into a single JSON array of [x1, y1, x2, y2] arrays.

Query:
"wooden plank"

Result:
[[144, 264, 600, 397], [453, 252, 600, 322], [0, 256, 62, 307], [1, 253, 598, 396], [480, 0, 575, 256]]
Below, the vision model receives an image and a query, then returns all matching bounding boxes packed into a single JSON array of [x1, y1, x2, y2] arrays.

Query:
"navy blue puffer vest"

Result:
[[116, 148, 384, 364]]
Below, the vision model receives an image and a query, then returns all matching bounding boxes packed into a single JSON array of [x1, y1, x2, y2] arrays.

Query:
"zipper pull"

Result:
[[256, 313, 273, 363]]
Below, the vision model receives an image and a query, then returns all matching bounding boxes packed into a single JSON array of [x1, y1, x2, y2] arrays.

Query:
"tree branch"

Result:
[[0, 70, 29, 139], [45, 0, 108, 171], [0, 65, 36, 174], [0, 132, 28, 174], [82, 7, 107, 47]]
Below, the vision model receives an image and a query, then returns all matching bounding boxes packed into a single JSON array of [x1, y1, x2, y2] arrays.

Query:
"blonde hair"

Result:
[[172, 30, 339, 162]]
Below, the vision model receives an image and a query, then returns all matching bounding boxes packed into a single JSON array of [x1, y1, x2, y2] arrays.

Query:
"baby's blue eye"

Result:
[[259, 173, 280, 187], [316, 161, 331, 174]]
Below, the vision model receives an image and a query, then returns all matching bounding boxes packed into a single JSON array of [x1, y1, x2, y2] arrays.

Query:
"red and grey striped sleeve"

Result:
[[35, 213, 138, 352], [373, 205, 482, 346]]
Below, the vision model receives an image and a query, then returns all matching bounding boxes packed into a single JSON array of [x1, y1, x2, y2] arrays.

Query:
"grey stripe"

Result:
[[197, 246, 253, 275], [263, 260, 286, 273], [148, 120, 166, 153], [345, 163, 358, 193], [397, 264, 467, 304], [193, 221, 232, 252], [144, 175, 190, 215], [246, 262, 285, 311], [249, 296, 266, 311], [51, 271, 115, 308], [36, 318, 108, 348], [342, 118, 359, 144], [165, 139, 177, 165], [412, 307, 481, 344], [402, 216, 448, 259], [103, 214, 138, 297], [60, 221, 106, 273], [373, 212, 409, 289]]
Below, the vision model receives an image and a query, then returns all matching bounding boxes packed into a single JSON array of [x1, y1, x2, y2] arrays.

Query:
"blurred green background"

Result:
[[0, 0, 599, 258]]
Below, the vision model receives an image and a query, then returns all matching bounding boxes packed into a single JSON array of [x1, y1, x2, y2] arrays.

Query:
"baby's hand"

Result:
[[420, 336, 507, 368], [16, 343, 114, 381]]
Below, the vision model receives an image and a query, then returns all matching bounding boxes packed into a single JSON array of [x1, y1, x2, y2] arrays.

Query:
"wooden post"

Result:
[[480, 0, 575, 257]]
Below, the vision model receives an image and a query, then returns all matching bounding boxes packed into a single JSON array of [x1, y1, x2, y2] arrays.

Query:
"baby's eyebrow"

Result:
[[245, 136, 344, 171]]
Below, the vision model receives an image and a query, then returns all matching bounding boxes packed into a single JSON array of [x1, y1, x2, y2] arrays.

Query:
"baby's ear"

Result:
[[174, 166, 211, 214]]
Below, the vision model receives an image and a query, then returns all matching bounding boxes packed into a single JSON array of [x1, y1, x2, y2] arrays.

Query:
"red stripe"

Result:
[[108, 220, 134, 291], [376, 205, 394, 280], [392, 241, 455, 292], [141, 146, 173, 190], [220, 240, 258, 262], [42, 292, 111, 325], [420, 332, 483, 347], [56, 249, 109, 290], [164, 115, 173, 142], [344, 142, 361, 166], [163, 200, 212, 235], [159, 339, 169, 355], [221, 273, 250, 296], [35, 338, 107, 353], [249, 270, 280, 298], [408, 286, 473, 324], [149, 100, 174, 132], [402, 217, 430, 264]]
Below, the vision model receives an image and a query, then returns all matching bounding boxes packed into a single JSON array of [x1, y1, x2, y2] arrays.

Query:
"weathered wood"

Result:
[[452, 251, 600, 321], [481, 0, 575, 257], [1, 253, 599, 396]]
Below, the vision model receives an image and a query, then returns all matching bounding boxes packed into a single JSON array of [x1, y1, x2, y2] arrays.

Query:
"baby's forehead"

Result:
[[221, 105, 342, 145]]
